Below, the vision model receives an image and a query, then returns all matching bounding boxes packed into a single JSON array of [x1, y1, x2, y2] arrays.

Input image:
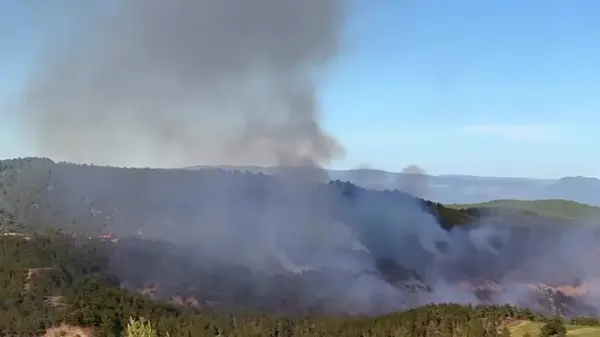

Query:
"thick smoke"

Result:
[[12, 0, 401, 313], [9, 160, 593, 316], [16, 0, 352, 298], [4, 160, 600, 315], [19, 0, 344, 168]]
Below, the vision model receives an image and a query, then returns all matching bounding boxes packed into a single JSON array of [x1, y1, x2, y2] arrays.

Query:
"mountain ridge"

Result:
[[185, 165, 600, 205]]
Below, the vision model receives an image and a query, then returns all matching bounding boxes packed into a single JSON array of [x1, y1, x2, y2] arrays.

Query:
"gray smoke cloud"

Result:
[[19, 0, 344, 168]]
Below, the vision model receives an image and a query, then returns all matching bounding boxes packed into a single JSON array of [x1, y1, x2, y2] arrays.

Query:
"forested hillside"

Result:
[[0, 157, 474, 236], [4, 232, 600, 336], [2, 158, 600, 336]]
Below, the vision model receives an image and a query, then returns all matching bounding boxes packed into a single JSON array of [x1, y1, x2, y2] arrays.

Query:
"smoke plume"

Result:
[[398, 164, 429, 198], [19, 0, 344, 168]]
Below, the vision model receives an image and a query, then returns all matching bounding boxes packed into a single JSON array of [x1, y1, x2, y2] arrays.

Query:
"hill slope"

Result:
[[449, 199, 600, 219], [2, 232, 600, 337], [3, 158, 600, 335]]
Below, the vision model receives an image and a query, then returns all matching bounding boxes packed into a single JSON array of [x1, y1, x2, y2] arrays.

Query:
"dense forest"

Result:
[[1, 157, 600, 336]]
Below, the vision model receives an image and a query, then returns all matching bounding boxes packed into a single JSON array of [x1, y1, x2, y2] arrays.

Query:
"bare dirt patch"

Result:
[[43, 325, 93, 337]]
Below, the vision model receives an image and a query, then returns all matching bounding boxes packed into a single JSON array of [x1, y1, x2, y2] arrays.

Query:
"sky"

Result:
[[1, 0, 600, 178]]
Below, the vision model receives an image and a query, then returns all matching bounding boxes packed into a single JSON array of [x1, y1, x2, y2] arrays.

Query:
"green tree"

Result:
[[540, 318, 566, 337]]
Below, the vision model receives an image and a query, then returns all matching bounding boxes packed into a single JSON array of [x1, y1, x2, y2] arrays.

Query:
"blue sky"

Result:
[[1, 1, 600, 178]]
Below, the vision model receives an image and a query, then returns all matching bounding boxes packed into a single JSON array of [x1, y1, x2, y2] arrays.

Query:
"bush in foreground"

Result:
[[540, 317, 566, 337]]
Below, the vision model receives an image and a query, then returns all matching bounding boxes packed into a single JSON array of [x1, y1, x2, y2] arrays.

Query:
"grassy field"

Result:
[[449, 199, 600, 219], [508, 321, 600, 337]]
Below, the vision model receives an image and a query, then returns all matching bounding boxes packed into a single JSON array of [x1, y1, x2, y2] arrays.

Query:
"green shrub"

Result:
[[124, 317, 166, 337], [540, 318, 566, 337]]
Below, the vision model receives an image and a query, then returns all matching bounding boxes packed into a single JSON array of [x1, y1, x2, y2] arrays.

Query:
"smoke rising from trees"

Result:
[[18, 0, 345, 169], [398, 165, 430, 198]]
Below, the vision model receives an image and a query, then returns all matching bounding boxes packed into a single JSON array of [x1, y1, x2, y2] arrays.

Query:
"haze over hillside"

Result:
[[3, 158, 600, 318], [334, 170, 600, 206], [188, 166, 600, 205], [450, 199, 600, 220]]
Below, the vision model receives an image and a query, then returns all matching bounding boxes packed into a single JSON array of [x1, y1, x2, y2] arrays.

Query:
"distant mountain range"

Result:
[[187, 166, 600, 206]]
